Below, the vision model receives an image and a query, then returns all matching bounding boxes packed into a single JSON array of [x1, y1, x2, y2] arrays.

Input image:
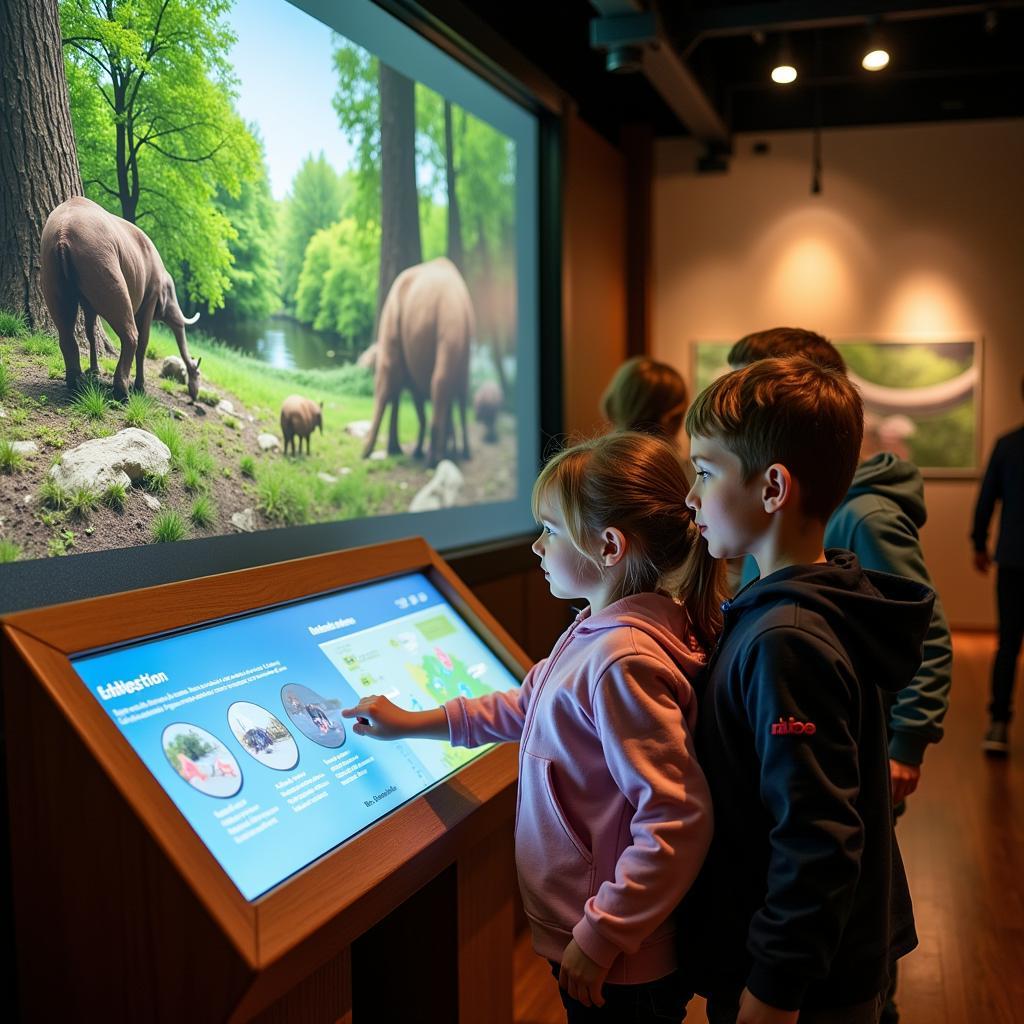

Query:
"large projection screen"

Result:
[[0, 0, 541, 613]]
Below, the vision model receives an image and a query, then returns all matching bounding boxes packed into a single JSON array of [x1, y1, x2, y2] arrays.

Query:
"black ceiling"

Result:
[[424, 1, 1024, 143]]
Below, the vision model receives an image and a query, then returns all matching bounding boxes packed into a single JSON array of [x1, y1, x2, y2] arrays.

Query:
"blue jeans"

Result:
[[548, 962, 690, 1023]]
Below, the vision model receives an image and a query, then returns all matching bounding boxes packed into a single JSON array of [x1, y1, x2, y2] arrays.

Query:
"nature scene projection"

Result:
[[0, 0, 518, 564], [693, 339, 979, 474]]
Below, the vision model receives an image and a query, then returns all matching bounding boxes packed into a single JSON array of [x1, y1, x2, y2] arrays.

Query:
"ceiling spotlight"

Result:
[[862, 48, 890, 71], [862, 18, 890, 72], [771, 33, 797, 84]]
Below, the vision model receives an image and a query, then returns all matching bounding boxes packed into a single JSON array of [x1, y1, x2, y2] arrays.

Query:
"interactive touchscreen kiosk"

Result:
[[1, 538, 531, 1024]]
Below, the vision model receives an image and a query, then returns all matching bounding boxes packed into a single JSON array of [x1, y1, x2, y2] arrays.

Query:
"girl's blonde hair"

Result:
[[600, 357, 689, 437], [532, 432, 724, 647]]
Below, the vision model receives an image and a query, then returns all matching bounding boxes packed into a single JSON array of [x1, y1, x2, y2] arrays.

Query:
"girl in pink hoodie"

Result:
[[343, 433, 722, 1022]]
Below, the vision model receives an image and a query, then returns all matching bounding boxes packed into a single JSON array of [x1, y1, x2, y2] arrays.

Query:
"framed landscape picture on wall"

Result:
[[691, 338, 982, 477]]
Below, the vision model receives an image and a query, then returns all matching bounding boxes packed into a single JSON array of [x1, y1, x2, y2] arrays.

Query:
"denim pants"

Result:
[[548, 961, 691, 1023]]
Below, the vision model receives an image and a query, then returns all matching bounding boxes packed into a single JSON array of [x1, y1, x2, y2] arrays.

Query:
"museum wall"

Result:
[[652, 118, 1024, 629], [561, 110, 629, 440]]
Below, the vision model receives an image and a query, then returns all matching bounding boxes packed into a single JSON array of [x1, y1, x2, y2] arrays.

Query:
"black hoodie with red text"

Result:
[[677, 551, 933, 1012]]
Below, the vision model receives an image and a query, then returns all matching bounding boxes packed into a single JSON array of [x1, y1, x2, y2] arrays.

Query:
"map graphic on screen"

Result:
[[71, 572, 521, 900]]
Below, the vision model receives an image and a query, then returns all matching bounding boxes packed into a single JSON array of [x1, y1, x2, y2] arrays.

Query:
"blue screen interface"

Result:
[[71, 572, 522, 900]]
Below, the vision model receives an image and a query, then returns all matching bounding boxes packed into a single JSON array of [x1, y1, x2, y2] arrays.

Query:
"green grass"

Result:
[[46, 354, 66, 380], [180, 440, 214, 477], [150, 415, 184, 461], [35, 424, 68, 449], [152, 510, 188, 543], [158, 378, 180, 394], [197, 388, 219, 406], [68, 487, 99, 519], [181, 465, 205, 493], [240, 454, 256, 479], [0, 360, 13, 400], [123, 392, 157, 428], [0, 539, 21, 563], [223, 415, 239, 430], [102, 481, 128, 511], [142, 471, 168, 494], [256, 462, 310, 525], [0, 310, 27, 337], [71, 379, 109, 420], [40, 478, 70, 510], [0, 437, 24, 473], [48, 529, 76, 556], [19, 333, 59, 357], [327, 469, 388, 519], [189, 494, 216, 528]]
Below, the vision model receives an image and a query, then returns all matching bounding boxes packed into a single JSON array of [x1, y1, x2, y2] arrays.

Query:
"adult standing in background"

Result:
[[972, 376, 1024, 757]]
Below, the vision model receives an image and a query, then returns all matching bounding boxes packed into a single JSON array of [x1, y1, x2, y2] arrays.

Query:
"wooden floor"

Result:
[[513, 631, 1024, 1023]]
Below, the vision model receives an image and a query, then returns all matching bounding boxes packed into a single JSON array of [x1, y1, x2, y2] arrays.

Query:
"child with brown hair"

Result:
[[344, 432, 723, 1022], [680, 356, 934, 1024], [601, 356, 690, 442]]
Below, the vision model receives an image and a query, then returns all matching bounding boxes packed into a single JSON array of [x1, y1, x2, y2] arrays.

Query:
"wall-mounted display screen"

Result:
[[71, 571, 521, 900], [0, 0, 540, 613]]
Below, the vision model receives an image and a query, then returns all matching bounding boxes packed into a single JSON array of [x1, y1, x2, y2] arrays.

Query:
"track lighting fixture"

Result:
[[862, 18, 890, 71], [771, 34, 797, 84]]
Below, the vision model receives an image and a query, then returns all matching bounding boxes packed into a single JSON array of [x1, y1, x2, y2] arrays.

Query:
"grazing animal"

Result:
[[362, 258, 474, 467], [473, 381, 503, 443], [40, 196, 202, 401], [280, 395, 323, 456]]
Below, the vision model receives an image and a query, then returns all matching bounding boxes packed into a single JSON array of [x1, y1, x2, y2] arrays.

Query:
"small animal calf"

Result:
[[280, 395, 323, 456], [473, 381, 503, 443]]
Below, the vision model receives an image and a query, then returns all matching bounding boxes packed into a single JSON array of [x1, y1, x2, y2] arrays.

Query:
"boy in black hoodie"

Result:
[[679, 357, 934, 1024]]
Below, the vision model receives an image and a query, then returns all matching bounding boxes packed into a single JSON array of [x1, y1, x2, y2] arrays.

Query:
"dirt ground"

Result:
[[0, 337, 517, 563]]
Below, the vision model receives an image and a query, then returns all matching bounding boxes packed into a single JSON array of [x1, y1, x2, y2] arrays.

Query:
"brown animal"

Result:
[[40, 196, 201, 401], [280, 395, 323, 456], [362, 258, 473, 467], [473, 381, 503, 443]]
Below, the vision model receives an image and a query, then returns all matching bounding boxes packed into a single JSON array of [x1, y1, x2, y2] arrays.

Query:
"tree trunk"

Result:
[[475, 217, 508, 401], [0, 0, 83, 330], [376, 63, 421, 328], [444, 100, 463, 271]]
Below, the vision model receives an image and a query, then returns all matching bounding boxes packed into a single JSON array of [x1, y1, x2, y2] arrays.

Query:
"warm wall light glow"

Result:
[[862, 48, 890, 71], [881, 271, 974, 335], [771, 64, 798, 84]]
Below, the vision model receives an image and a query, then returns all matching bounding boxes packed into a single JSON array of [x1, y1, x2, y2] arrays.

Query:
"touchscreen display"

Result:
[[71, 572, 522, 900]]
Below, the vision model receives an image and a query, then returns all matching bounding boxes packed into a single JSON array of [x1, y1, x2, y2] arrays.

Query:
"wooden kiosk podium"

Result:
[[1, 537, 531, 1023]]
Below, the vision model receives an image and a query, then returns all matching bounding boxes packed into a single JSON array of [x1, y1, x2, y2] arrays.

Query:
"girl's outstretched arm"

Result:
[[341, 695, 450, 741]]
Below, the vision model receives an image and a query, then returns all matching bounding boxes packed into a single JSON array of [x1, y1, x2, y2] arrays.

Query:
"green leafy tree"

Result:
[[330, 39, 380, 226], [60, 0, 261, 308], [215, 135, 280, 320], [278, 153, 345, 310], [166, 730, 214, 765], [294, 218, 379, 343]]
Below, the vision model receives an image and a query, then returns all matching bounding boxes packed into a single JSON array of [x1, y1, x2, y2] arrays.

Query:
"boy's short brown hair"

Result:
[[728, 327, 846, 373], [686, 356, 864, 522]]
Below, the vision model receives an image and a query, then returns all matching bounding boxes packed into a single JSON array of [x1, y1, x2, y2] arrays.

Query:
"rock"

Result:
[[339, 467, 352, 476], [11, 441, 38, 457], [49, 428, 171, 494], [231, 508, 258, 533], [345, 420, 372, 439], [23, 494, 33, 505], [317, 472, 337, 484], [216, 399, 235, 415], [0, 407, 6, 418], [171, 407, 186, 420], [143, 494, 161, 511], [369, 450, 387, 461], [160, 356, 187, 383], [399, 481, 409, 490], [247, 414, 254, 423], [409, 460, 464, 513], [257, 433, 280, 452]]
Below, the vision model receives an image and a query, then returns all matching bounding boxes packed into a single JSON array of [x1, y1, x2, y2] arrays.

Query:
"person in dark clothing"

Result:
[[972, 375, 1024, 756], [730, 328, 953, 805], [681, 357, 932, 1024]]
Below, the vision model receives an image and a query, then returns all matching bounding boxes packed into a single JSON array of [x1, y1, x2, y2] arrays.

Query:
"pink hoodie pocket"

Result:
[[516, 751, 596, 930]]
